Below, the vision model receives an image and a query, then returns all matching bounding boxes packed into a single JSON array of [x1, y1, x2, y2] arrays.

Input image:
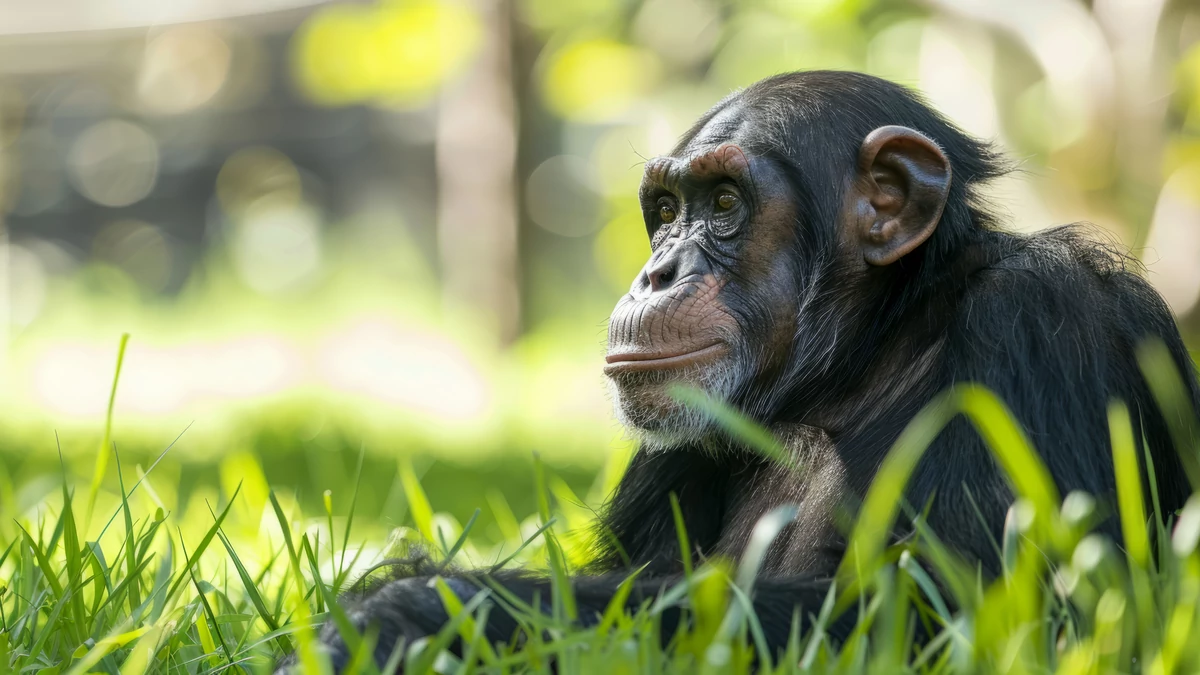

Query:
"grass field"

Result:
[[4, 338, 1200, 674]]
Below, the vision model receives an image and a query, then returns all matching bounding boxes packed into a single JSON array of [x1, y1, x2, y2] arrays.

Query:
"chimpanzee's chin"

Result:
[[606, 363, 740, 447]]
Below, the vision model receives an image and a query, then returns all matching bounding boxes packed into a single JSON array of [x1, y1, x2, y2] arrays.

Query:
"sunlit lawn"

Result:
[[5, 339, 1200, 674]]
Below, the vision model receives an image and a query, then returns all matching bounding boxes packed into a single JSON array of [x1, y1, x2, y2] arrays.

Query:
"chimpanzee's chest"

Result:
[[714, 427, 849, 576]]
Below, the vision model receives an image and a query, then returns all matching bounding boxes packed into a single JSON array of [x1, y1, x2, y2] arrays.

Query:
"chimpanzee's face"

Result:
[[604, 125, 804, 446], [605, 97, 951, 448]]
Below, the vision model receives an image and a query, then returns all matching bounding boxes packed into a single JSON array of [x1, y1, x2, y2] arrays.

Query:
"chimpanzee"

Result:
[[279, 71, 1200, 671]]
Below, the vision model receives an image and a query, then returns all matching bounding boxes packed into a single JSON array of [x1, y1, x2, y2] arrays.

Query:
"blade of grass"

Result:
[[1137, 339, 1200, 488], [490, 518, 557, 571], [303, 532, 325, 614], [737, 505, 797, 595], [597, 566, 646, 635], [898, 550, 951, 624], [1173, 495, 1200, 557], [1139, 426, 1167, 553], [381, 638, 407, 675], [728, 583, 774, 668], [341, 444, 367, 579], [717, 504, 797, 641], [183, 539, 233, 670], [533, 453, 577, 622], [26, 583, 72, 663], [838, 391, 956, 590], [56, 473, 86, 641], [669, 493, 693, 579], [1110, 399, 1160, 662], [84, 332, 129, 536], [799, 581, 838, 670], [432, 576, 498, 666], [406, 585, 492, 675], [17, 524, 64, 597], [165, 485, 242, 602], [63, 623, 148, 675], [214, 527, 287, 652], [93, 423, 190, 545], [113, 447, 142, 615], [668, 384, 796, 470], [957, 386, 1060, 521], [1110, 401, 1150, 568], [902, 504, 977, 614], [437, 508, 480, 572], [301, 535, 379, 675], [267, 492, 311, 633], [486, 490, 522, 543], [343, 623, 381, 675], [839, 384, 1060, 595], [648, 566, 720, 616], [399, 458, 436, 547], [92, 555, 154, 618], [118, 620, 168, 675]]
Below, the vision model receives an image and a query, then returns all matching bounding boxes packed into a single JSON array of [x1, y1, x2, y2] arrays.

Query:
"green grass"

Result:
[[4, 339, 1200, 673]]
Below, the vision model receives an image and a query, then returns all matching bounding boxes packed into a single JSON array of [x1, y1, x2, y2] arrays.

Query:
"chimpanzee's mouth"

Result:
[[603, 342, 726, 375]]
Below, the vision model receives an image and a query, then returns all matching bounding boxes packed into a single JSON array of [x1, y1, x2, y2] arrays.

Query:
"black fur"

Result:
[[277, 71, 1200, 672]]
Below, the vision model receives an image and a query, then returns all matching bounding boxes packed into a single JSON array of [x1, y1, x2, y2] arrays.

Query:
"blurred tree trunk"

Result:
[[0, 218, 7, 377], [436, 0, 520, 343]]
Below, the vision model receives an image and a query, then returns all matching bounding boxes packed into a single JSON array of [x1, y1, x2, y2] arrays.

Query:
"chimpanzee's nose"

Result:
[[633, 240, 713, 298]]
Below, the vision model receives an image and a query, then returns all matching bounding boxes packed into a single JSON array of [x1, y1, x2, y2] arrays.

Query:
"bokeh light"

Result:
[[216, 145, 303, 215], [2, 244, 47, 327], [0, 86, 25, 149], [93, 220, 173, 293], [516, 0, 619, 34], [318, 319, 491, 423], [66, 119, 159, 207], [709, 11, 860, 88], [231, 197, 324, 294], [525, 155, 603, 237], [0, 0, 1197, 538], [1145, 163, 1200, 315], [541, 40, 660, 122], [593, 211, 649, 293], [292, 0, 483, 107], [136, 26, 232, 115], [866, 19, 924, 84], [918, 21, 998, 139], [632, 0, 721, 68], [28, 336, 304, 418]]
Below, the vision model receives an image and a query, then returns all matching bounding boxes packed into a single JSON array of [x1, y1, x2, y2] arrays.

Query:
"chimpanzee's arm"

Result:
[[275, 572, 841, 672]]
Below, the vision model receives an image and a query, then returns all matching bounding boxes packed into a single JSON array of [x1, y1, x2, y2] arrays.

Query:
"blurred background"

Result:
[[2, 0, 1200, 539]]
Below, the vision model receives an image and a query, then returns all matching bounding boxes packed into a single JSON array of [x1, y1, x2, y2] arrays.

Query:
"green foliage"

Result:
[[5, 341, 1200, 673]]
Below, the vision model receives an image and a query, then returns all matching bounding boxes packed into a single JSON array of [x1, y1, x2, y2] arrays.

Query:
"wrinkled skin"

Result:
[[604, 109, 951, 449], [605, 138, 805, 446]]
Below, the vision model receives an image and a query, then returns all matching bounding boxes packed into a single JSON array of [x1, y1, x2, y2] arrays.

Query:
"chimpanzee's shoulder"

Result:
[[946, 225, 1166, 352], [970, 224, 1153, 304]]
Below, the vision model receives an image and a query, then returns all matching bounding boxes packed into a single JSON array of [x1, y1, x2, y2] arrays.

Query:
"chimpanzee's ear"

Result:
[[850, 125, 951, 266]]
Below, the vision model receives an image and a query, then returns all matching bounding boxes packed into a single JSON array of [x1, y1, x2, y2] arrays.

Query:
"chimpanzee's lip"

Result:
[[603, 342, 726, 375]]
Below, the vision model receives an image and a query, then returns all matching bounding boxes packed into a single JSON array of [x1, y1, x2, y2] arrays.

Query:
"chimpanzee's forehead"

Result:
[[681, 103, 744, 151], [679, 103, 749, 154], [640, 104, 760, 189]]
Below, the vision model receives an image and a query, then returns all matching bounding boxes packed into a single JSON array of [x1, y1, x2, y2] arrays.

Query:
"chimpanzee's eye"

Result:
[[709, 187, 742, 239], [715, 192, 738, 211], [658, 200, 678, 224]]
